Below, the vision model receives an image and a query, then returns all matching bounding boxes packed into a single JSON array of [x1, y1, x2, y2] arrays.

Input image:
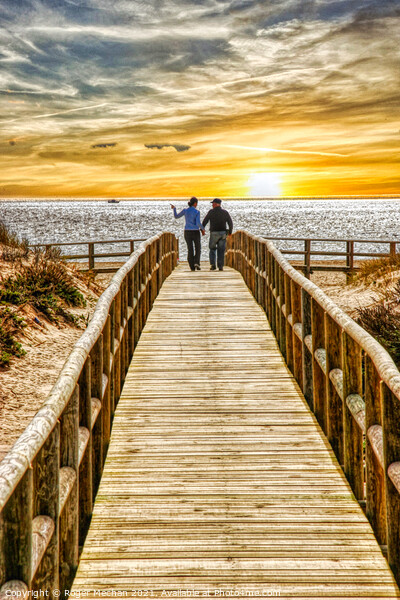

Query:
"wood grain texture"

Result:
[[72, 265, 400, 599]]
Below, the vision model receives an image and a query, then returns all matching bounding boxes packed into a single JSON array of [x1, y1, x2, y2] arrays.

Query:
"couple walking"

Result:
[[171, 198, 233, 271]]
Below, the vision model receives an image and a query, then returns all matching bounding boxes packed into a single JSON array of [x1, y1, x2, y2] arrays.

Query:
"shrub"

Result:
[[0, 234, 88, 366], [0, 307, 26, 367], [0, 251, 85, 321]]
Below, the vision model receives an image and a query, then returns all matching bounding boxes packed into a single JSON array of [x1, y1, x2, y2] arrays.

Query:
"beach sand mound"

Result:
[[311, 270, 377, 316], [0, 250, 108, 460], [312, 267, 400, 317]]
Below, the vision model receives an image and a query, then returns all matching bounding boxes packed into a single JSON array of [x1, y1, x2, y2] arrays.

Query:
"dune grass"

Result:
[[0, 249, 86, 323], [353, 253, 400, 286], [0, 219, 29, 261], [355, 279, 400, 367], [0, 307, 26, 367], [0, 221, 86, 367]]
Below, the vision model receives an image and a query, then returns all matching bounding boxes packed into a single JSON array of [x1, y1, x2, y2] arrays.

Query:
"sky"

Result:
[[1, 0, 399, 198]]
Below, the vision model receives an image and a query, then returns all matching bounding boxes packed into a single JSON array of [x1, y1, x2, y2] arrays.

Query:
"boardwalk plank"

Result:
[[72, 265, 400, 599]]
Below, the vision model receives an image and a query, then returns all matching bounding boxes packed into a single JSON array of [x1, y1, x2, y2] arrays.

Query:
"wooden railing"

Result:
[[0, 232, 178, 595], [262, 235, 399, 279], [227, 231, 400, 584], [31, 238, 146, 272]]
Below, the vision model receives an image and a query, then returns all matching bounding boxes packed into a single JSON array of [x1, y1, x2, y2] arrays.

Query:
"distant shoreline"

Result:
[[1, 195, 400, 202]]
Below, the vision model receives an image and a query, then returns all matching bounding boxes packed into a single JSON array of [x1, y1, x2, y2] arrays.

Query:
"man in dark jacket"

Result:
[[202, 199, 233, 271]]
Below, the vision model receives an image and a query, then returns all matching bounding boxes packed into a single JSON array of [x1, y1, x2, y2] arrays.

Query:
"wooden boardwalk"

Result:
[[72, 264, 400, 599]]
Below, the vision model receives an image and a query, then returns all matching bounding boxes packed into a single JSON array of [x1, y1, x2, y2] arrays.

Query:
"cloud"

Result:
[[145, 143, 191, 152], [2, 103, 109, 123], [0, 0, 398, 196], [91, 142, 117, 149], [224, 144, 347, 157]]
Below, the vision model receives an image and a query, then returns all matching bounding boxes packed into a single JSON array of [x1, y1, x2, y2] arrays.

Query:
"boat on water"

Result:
[[107, 199, 120, 204]]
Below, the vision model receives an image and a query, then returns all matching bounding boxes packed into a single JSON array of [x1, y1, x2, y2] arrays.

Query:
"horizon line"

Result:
[[1, 194, 400, 201]]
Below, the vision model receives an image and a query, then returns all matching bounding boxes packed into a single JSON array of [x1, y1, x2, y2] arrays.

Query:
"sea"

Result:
[[1, 198, 399, 262]]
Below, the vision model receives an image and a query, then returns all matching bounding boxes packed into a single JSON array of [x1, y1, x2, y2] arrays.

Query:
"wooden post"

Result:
[[240, 234, 244, 279], [278, 266, 286, 359], [365, 355, 387, 545], [346, 241, 354, 284], [166, 233, 174, 276], [137, 254, 143, 334], [121, 278, 129, 382], [382, 381, 400, 583], [238, 232, 243, 275], [77, 359, 93, 546], [174, 234, 179, 268], [150, 242, 157, 307], [147, 246, 153, 311], [123, 279, 128, 380], [59, 386, 79, 594], [325, 314, 344, 465], [284, 273, 293, 374], [228, 233, 233, 269], [114, 291, 122, 403], [311, 299, 326, 432], [130, 240, 135, 254], [390, 241, 397, 257], [157, 237, 163, 293], [127, 270, 134, 360], [260, 241, 266, 312], [254, 240, 259, 303], [109, 300, 116, 414], [31, 424, 60, 591], [88, 243, 95, 271], [145, 246, 151, 317], [103, 314, 112, 420], [0, 470, 33, 587], [133, 263, 140, 349], [274, 259, 281, 348], [291, 280, 303, 389], [266, 250, 273, 327], [124, 277, 130, 376], [270, 253, 277, 335], [91, 336, 104, 488], [244, 235, 249, 287], [251, 238, 256, 296], [140, 252, 147, 329], [165, 234, 171, 275], [136, 257, 142, 340], [247, 235, 252, 290], [274, 259, 280, 344], [119, 283, 126, 389], [301, 288, 313, 410], [233, 234, 237, 271], [304, 239, 311, 279], [226, 234, 231, 267], [342, 332, 363, 500]]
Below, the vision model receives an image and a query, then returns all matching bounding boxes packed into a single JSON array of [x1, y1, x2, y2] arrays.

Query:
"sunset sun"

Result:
[[247, 172, 283, 197]]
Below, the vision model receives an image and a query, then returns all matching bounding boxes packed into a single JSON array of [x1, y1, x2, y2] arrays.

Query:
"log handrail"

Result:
[[30, 238, 147, 271], [262, 234, 398, 279], [263, 234, 400, 244], [227, 231, 400, 585], [0, 232, 178, 595]]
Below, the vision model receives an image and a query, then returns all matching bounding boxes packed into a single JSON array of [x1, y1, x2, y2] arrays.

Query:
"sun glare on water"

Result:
[[247, 172, 282, 197]]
